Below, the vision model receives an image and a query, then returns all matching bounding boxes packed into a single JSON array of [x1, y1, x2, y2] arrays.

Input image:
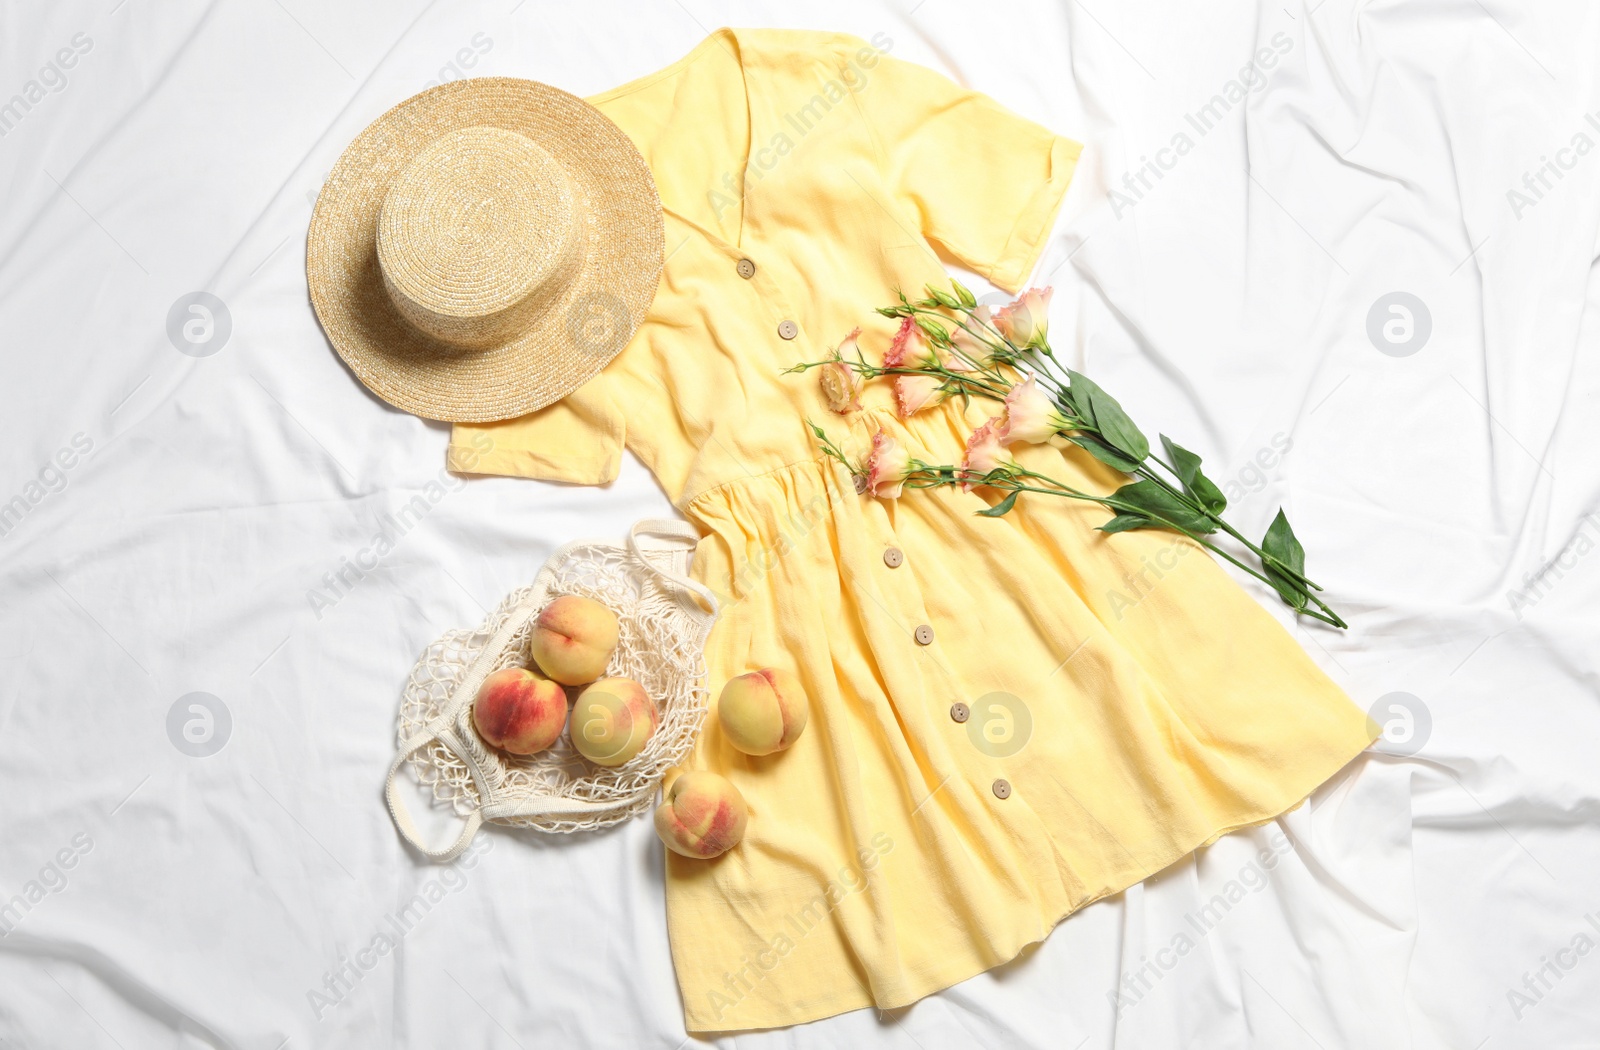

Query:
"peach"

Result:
[[528, 595, 619, 685], [471, 666, 567, 756], [570, 677, 658, 767], [654, 770, 747, 859], [716, 668, 809, 756]]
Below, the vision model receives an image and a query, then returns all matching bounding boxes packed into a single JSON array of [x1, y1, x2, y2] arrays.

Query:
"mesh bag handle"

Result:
[[627, 518, 719, 618]]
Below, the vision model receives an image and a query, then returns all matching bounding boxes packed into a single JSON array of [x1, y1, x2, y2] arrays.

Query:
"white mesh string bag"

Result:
[[384, 519, 718, 860]]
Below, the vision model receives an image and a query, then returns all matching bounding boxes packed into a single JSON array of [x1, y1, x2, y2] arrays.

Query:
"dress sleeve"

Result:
[[447, 370, 626, 484], [853, 48, 1081, 293]]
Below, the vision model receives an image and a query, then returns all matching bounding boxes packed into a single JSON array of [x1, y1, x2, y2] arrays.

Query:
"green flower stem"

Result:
[[1124, 459, 1326, 593], [1112, 459, 1339, 617], [911, 301, 1335, 602], [804, 287, 1346, 627], [807, 420, 857, 475], [935, 467, 1347, 628], [882, 366, 1012, 401], [903, 305, 1016, 384], [815, 413, 1343, 626], [915, 301, 1072, 391], [788, 356, 1015, 403]]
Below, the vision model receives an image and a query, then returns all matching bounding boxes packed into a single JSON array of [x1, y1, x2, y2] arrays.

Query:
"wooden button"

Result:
[[736, 257, 756, 279], [992, 779, 1012, 800], [914, 624, 934, 646], [882, 547, 904, 568], [950, 702, 969, 723], [777, 320, 799, 340]]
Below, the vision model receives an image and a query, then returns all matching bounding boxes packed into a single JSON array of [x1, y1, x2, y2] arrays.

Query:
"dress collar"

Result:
[[588, 27, 755, 250]]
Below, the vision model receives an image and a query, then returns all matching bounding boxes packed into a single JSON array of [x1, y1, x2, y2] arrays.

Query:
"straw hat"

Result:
[[307, 77, 663, 422]]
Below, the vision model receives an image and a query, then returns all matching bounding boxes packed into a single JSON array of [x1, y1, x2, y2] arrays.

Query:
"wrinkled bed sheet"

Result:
[[2, 2, 1598, 1047]]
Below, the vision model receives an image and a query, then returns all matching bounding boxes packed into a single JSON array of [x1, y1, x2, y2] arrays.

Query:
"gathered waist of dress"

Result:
[[680, 399, 986, 534]]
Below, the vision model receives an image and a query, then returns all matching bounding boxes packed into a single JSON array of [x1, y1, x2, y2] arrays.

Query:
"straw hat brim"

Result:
[[307, 77, 663, 423]]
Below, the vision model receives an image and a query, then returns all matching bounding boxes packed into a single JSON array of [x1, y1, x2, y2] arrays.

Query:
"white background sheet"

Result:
[[3, 2, 1599, 1047]]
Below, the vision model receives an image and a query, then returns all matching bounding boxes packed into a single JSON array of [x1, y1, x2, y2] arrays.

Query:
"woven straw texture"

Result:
[[307, 77, 663, 422], [393, 524, 715, 840]]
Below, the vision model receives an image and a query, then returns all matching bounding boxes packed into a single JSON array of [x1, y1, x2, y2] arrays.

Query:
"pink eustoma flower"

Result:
[[820, 329, 864, 413], [960, 419, 1012, 491], [884, 315, 939, 369], [949, 305, 994, 370], [996, 374, 1070, 446], [993, 287, 1053, 348], [893, 374, 942, 417], [884, 315, 944, 417], [863, 429, 912, 499]]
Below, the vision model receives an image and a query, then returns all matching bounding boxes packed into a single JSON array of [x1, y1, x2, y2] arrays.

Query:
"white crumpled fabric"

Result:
[[1, 1, 1597, 1047]]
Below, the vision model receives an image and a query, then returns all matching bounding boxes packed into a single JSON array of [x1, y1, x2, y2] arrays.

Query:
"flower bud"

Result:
[[916, 317, 950, 346]]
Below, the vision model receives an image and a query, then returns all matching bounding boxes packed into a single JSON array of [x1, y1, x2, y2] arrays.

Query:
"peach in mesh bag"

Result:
[[384, 520, 718, 860]]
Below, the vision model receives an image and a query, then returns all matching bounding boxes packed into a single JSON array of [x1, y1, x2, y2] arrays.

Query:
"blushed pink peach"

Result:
[[717, 668, 809, 756], [570, 677, 658, 767], [654, 770, 748, 859], [528, 595, 619, 685], [472, 667, 567, 756]]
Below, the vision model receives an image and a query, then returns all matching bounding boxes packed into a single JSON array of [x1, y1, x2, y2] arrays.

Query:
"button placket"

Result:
[[721, 245, 806, 355]]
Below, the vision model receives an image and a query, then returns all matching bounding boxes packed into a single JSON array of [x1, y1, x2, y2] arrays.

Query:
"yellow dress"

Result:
[[451, 27, 1377, 1032]]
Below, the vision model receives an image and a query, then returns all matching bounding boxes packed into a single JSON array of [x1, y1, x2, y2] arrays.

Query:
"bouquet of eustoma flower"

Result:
[[787, 281, 1347, 629]]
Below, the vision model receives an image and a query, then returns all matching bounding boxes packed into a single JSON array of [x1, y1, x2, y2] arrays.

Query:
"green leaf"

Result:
[[976, 490, 1020, 517], [1067, 433, 1141, 473], [1193, 477, 1228, 515], [1159, 435, 1228, 515], [1259, 508, 1309, 610], [1109, 480, 1215, 533], [1261, 508, 1306, 576], [1067, 375, 1098, 428], [1098, 512, 1155, 534], [1262, 567, 1310, 610], [1069, 370, 1149, 464]]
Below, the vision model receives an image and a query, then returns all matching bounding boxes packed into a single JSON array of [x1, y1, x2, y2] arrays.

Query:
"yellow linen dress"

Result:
[[451, 27, 1378, 1032]]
